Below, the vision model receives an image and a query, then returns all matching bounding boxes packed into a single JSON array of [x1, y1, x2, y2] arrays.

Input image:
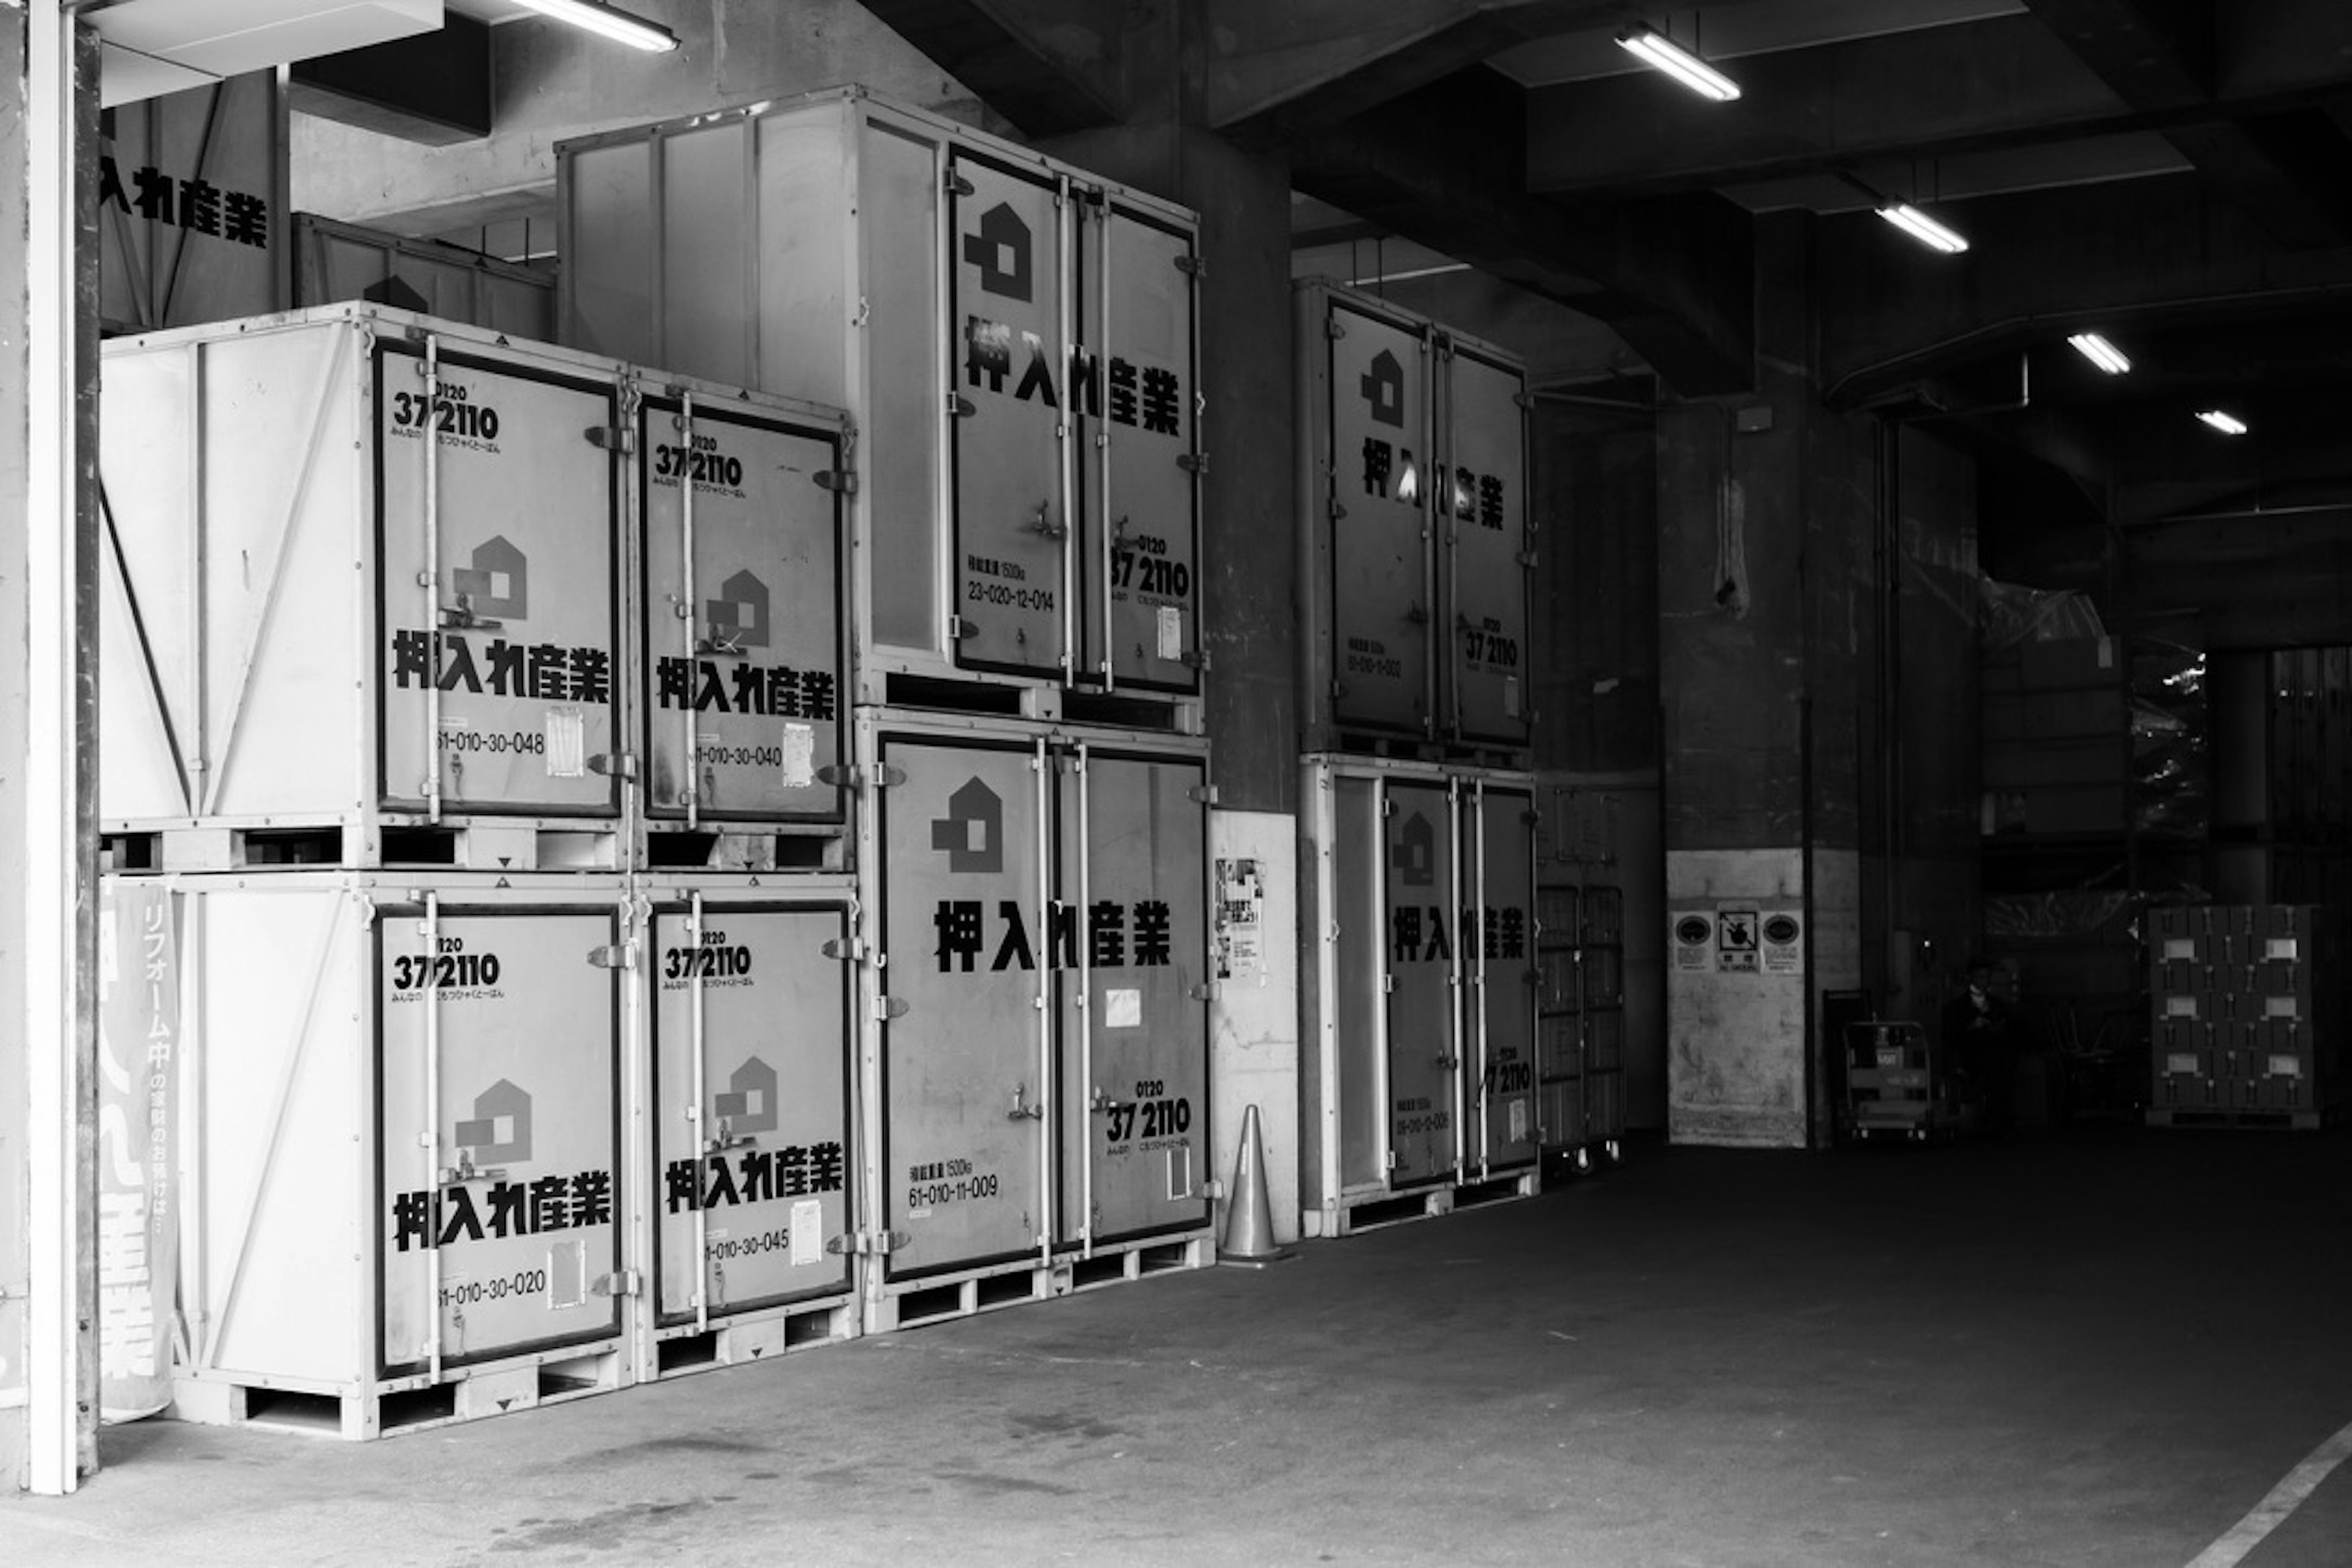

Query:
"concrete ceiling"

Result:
[[848, 0, 2352, 554]]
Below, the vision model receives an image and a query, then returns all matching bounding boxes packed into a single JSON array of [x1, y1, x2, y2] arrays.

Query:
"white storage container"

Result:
[[557, 86, 1204, 711], [153, 872, 633, 1438], [1300, 755, 1540, 1236], [294, 213, 556, 341], [99, 304, 853, 870], [848, 710, 1213, 1324], [638, 878, 860, 1375], [1294, 281, 1534, 752]]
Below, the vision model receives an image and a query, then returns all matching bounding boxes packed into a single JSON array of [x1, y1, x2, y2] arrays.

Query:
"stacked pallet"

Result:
[[2149, 905, 2345, 1127]]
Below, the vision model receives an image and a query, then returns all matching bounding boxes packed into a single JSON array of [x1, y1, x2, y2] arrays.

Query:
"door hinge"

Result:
[[1513, 390, 1537, 412], [1382, 973, 1396, 993], [1325, 316, 1346, 340], [590, 1269, 640, 1298], [948, 393, 977, 418], [1521, 809, 1542, 828], [872, 994, 910, 1022], [948, 615, 976, 641], [827, 1229, 913, 1257], [944, 168, 974, 198], [1181, 648, 1212, 672], [1200, 1178, 1227, 1201], [1327, 497, 1348, 521], [1174, 254, 1205, 278], [1177, 451, 1206, 475], [587, 752, 637, 780], [821, 936, 868, 962], [1517, 549, 1539, 568], [1330, 679, 1346, 699], [1385, 1151, 1399, 1171], [587, 942, 637, 971], [1186, 783, 1221, 806], [815, 469, 859, 495], [586, 425, 635, 454], [1189, 981, 1220, 1003]]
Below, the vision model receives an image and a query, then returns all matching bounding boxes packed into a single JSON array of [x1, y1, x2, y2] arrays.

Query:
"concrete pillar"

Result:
[[1656, 213, 1874, 1149], [0, 0, 100, 1494]]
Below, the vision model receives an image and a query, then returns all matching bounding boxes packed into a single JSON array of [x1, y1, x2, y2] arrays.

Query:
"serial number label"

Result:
[[707, 1229, 790, 1262], [441, 729, 548, 756], [696, 742, 785, 768], [905, 1156, 998, 1211], [1487, 1060, 1532, 1095], [967, 579, 1057, 612], [439, 1268, 546, 1308], [1395, 1095, 1451, 1138], [1346, 635, 1402, 679]]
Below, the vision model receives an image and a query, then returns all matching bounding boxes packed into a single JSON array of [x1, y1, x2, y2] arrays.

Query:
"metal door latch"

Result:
[[1008, 1085, 1046, 1121]]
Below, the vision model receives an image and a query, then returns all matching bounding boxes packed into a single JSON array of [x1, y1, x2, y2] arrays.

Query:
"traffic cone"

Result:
[[1217, 1104, 1295, 1268]]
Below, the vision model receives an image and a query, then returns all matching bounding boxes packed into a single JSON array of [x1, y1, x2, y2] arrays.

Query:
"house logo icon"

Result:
[[707, 569, 771, 650], [963, 201, 1034, 303], [713, 1055, 779, 1137], [454, 1078, 533, 1163], [451, 535, 528, 622], [932, 778, 1004, 874], [1360, 349, 1406, 429], [1393, 812, 1436, 888]]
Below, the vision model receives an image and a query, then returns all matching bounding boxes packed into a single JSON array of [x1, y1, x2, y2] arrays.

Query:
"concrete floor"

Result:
[[12, 1126, 2352, 1566]]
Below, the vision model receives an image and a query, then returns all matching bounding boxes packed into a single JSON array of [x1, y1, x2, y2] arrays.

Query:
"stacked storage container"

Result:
[[1299, 761, 1541, 1235], [556, 88, 1218, 1332], [1292, 281, 1540, 1235], [2149, 905, 2345, 1126], [97, 304, 862, 1435]]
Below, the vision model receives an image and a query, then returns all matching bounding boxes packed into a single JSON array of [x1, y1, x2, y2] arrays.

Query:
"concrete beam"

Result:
[[2026, 0, 2352, 246], [853, 0, 1125, 135], [1287, 68, 1754, 395], [1528, 7, 2352, 198], [1815, 173, 2352, 407]]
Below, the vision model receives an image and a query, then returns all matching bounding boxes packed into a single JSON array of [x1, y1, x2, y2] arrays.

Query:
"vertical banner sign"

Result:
[[97, 883, 179, 1421], [1329, 304, 1433, 734]]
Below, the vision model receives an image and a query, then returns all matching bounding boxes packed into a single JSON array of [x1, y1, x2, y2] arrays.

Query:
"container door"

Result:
[[1327, 301, 1434, 737], [1332, 774, 1388, 1192], [641, 394, 846, 823], [378, 341, 621, 816], [1439, 345, 1532, 745], [1465, 786, 1539, 1172], [949, 153, 1071, 682], [877, 734, 1052, 1278], [1078, 202, 1200, 693], [379, 905, 622, 1376], [1385, 780, 1460, 1184], [1057, 747, 1210, 1250], [650, 903, 854, 1326]]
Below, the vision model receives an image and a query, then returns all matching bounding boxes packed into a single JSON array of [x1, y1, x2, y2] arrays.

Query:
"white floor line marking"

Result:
[[2188, 1415, 2352, 1568]]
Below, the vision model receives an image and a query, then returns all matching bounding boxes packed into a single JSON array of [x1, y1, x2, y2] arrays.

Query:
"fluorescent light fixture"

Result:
[[2196, 409, 2249, 435], [2068, 332, 2132, 375], [1876, 202, 1969, 254], [508, 0, 679, 52], [1616, 26, 1742, 102]]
